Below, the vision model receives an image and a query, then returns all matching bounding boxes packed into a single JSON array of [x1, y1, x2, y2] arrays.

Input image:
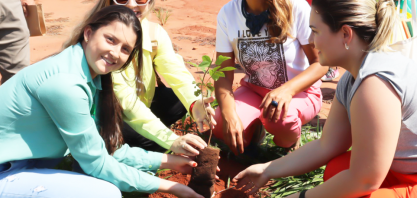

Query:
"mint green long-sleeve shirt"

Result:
[[0, 43, 162, 193]]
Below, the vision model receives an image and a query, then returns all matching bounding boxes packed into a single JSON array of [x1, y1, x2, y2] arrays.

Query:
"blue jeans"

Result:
[[0, 158, 121, 198]]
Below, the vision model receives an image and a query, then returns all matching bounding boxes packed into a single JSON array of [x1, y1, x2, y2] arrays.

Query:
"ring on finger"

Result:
[[271, 100, 278, 107]]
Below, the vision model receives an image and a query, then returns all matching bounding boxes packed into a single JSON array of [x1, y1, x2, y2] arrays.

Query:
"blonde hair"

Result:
[[266, 0, 293, 43], [312, 0, 398, 52]]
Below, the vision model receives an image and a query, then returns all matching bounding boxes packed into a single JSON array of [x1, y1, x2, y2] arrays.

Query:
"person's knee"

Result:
[[263, 115, 301, 148]]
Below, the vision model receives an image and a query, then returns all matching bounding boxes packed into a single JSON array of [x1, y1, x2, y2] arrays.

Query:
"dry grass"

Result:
[[154, 7, 171, 26]]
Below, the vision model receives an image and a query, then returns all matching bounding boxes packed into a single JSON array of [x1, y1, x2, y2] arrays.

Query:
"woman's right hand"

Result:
[[232, 163, 270, 195], [222, 111, 245, 155], [159, 179, 204, 198]]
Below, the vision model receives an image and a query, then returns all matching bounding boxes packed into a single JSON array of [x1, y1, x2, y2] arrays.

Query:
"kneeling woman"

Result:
[[0, 6, 203, 198], [233, 0, 417, 197]]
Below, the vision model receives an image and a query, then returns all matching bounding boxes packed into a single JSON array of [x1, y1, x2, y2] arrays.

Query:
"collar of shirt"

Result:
[[73, 42, 103, 94], [141, 18, 153, 53]]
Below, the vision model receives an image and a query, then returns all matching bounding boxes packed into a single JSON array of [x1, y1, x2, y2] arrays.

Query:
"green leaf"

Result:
[[216, 71, 225, 77], [187, 62, 199, 68], [202, 55, 211, 63], [219, 66, 236, 72], [211, 72, 225, 81], [209, 66, 221, 74], [210, 99, 218, 108], [215, 55, 231, 66], [198, 60, 211, 69], [184, 125, 190, 134], [209, 69, 214, 78], [194, 90, 201, 97], [211, 74, 220, 81], [207, 84, 214, 90], [211, 71, 225, 81]]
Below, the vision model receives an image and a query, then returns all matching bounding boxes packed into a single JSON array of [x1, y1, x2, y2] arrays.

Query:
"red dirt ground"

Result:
[[149, 152, 272, 198]]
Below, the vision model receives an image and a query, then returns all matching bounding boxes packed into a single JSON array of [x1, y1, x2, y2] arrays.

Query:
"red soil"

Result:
[[149, 152, 270, 198]]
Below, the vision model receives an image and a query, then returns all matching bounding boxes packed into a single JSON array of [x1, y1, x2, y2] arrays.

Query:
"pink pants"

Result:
[[213, 79, 322, 148]]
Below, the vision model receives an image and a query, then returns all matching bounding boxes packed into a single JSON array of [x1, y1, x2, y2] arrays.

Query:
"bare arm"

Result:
[[290, 75, 402, 198], [214, 52, 236, 115], [235, 75, 402, 197], [214, 52, 245, 155]]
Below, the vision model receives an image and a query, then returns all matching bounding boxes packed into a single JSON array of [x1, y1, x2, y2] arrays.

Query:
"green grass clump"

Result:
[[264, 122, 325, 197]]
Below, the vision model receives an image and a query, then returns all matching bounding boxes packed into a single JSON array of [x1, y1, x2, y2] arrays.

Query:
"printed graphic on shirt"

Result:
[[238, 37, 288, 89]]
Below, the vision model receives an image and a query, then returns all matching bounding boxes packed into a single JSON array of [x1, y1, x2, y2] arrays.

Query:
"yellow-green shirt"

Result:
[[112, 19, 199, 149]]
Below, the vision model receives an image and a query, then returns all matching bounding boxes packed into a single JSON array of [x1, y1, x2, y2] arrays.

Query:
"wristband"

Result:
[[189, 101, 197, 117], [299, 190, 307, 198]]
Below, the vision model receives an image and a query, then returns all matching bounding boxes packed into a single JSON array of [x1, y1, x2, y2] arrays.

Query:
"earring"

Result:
[[85, 39, 88, 42], [345, 43, 349, 50]]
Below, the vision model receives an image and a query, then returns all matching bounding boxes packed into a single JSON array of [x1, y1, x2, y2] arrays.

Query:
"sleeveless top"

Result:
[[336, 51, 417, 174]]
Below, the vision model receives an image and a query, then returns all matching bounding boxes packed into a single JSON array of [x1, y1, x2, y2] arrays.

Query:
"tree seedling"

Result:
[[187, 55, 236, 198]]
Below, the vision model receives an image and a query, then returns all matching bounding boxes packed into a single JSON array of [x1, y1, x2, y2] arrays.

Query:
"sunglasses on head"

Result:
[[113, 0, 149, 6]]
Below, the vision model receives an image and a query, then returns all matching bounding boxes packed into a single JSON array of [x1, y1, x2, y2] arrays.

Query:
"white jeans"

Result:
[[0, 159, 121, 198]]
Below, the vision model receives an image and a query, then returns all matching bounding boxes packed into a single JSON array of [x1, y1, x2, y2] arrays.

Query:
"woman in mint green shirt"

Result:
[[0, 5, 204, 198]]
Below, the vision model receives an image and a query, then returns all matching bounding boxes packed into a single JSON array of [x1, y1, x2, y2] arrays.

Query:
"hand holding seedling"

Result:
[[260, 85, 294, 123], [170, 134, 207, 156], [187, 55, 234, 198], [189, 55, 236, 145], [192, 96, 217, 131], [191, 55, 244, 155], [233, 163, 270, 195]]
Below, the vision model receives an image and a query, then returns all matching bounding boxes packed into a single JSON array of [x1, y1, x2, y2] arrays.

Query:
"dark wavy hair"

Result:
[[64, 5, 144, 154]]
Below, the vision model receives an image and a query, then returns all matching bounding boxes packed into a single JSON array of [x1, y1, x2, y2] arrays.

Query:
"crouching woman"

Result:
[[232, 0, 417, 197], [0, 5, 203, 198]]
